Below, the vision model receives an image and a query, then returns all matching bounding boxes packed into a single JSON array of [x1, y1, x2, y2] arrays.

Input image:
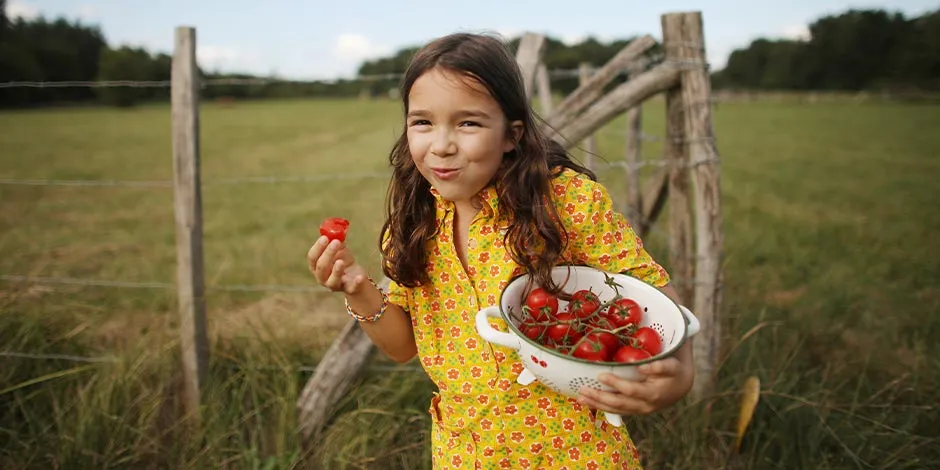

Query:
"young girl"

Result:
[[308, 32, 694, 470]]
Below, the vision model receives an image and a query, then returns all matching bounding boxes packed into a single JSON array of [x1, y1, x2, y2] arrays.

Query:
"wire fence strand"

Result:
[[0, 350, 425, 374], [0, 274, 329, 294]]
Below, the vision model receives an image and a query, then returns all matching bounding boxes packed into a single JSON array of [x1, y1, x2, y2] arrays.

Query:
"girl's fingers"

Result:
[[577, 390, 655, 416], [324, 258, 347, 292], [307, 236, 328, 273], [314, 239, 342, 282], [637, 357, 681, 377]]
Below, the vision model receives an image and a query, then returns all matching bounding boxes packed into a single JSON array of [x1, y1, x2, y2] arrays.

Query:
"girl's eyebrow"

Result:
[[406, 109, 493, 119]]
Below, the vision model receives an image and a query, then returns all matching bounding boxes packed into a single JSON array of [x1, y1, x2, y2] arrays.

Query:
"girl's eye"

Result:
[[459, 121, 481, 127], [409, 119, 431, 127]]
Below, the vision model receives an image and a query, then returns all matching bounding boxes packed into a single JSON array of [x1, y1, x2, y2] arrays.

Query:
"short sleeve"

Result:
[[554, 171, 671, 287], [383, 276, 411, 314]]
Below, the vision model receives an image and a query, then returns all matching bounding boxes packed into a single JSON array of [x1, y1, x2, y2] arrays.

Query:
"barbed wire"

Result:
[[0, 156, 724, 189], [0, 350, 425, 374], [0, 171, 392, 188], [0, 274, 329, 293], [0, 68, 597, 90]]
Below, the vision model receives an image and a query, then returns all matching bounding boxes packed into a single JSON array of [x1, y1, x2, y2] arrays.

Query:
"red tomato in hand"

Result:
[[572, 334, 613, 362], [319, 217, 350, 242], [632, 327, 662, 355], [525, 288, 559, 321], [612, 345, 652, 363], [568, 289, 601, 319], [607, 298, 643, 328]]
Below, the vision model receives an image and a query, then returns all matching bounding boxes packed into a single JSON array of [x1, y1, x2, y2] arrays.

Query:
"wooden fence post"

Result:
[[171, 25, 208, 417], [662, 47, 695, 308], [662, 11, 724, 399]]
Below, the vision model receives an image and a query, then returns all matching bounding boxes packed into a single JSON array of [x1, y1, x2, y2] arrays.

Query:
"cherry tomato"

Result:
[[632, 327, 663, 355], [525, 287, 559, 321], [319, 217, 350, 242], [546, 312, 582, 345], [587, 330, 621, 351], [568, 289, 601, 319], [607, 298, 643, 329], [612, 345, 652, 363], [520, 322, 545, 342], [572, 334, 613, 362]]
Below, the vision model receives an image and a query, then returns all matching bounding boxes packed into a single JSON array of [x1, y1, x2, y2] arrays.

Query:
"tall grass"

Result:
[[1, 96, 938, 468]]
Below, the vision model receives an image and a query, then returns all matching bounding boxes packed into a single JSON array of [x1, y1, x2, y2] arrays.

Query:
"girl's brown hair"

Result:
[[380, 32, 596, 293]]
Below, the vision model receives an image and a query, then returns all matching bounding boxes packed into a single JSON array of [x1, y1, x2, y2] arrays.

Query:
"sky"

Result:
[[6, 0, 937, 80]]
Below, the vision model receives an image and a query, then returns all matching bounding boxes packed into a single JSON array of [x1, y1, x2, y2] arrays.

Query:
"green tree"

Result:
[[96, 46, 152, 107]]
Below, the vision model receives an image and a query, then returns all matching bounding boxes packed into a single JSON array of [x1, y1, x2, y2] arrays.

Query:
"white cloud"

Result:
[[561, 33, 587, 46], [495, 28, 521, 41], [7, 0, 39, 20], [781, 24, 810, 41], [77, 5, 100, 21], [196, 45, 262, 74], [331, 33, 390, 62]]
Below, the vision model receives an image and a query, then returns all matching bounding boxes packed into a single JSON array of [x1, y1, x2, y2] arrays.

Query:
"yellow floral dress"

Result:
[[386, 168, 670, 470]]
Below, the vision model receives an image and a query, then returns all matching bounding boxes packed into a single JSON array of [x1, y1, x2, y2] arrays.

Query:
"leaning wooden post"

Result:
[[536, 62, 553, 116], [578, 63, 596, 169], [171, 25, 208, 418], [662, 11, 724, 399], [515, 33, 546, 99]]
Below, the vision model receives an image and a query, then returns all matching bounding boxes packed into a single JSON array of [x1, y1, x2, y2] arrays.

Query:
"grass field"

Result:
[[1, 95, 939, 469]]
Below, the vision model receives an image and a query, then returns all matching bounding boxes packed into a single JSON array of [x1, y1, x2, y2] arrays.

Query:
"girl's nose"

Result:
[[429, 130, 457, 157]]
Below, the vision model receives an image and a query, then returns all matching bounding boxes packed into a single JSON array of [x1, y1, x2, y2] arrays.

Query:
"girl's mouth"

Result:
[[432, 168, 460, 180]]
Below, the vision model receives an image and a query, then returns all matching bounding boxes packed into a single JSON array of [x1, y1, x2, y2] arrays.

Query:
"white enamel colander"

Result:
[[475, 265, 700, 427]]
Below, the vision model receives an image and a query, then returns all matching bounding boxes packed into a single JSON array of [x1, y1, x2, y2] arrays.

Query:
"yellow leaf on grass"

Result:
[[734, 376, 761, 453]]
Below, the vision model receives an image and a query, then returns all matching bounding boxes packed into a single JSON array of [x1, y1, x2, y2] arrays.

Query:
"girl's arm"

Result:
[[308, 236, 417, 363], [344, 282, 417, 363]]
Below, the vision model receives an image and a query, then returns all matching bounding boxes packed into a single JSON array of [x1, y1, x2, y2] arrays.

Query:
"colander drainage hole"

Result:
[[569, 377, 604, 391]]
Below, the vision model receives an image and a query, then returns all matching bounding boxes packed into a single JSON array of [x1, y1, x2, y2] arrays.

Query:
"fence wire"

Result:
[[0, 274, 329, 294], [0, 350, 425, 374]]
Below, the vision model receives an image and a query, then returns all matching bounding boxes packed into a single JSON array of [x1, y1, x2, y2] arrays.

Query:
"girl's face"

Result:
[[406, 67, 522, 213]]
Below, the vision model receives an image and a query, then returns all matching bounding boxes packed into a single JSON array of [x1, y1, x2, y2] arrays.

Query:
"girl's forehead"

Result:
[[409, 68, 496, 106]]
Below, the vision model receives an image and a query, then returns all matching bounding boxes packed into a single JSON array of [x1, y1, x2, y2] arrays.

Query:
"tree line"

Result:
[[1, 3, 937, 108]]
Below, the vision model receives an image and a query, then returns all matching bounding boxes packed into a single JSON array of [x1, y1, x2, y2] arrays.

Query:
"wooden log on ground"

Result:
[[662, 11, 724, 400], [545, 35, 656, 131], [297, 317, 376, 440], [551, 64, 680, 149], [515, 33, 546, 99]]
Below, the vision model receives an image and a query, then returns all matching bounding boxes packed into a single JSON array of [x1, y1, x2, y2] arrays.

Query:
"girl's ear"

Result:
[[503, 120, 524, 153]]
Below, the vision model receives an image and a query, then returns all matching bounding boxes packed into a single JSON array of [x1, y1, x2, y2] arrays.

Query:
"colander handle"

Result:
[[679, 305, 701, 337], [474, 306, 521, 351]]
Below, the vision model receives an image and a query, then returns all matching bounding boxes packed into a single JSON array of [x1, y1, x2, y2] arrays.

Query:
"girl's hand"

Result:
[[307, 235, 369, 295], [576, 345, 694, 416]]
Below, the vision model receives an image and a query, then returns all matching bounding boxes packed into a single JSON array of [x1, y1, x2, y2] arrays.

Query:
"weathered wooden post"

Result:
[[536, 62, 553, 116], [171, 25, 208, 418], [662, 11, 724, 399]]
